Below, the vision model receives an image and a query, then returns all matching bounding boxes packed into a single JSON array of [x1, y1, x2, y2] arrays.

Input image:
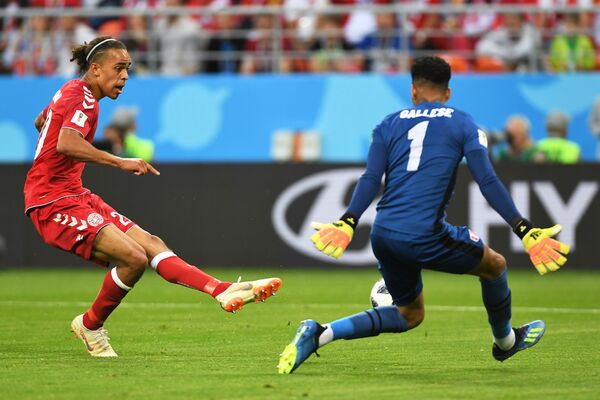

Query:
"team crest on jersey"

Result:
[[87, 213, 104, 227], [468, 229, 480, 242], [71, 110, 88, 128]]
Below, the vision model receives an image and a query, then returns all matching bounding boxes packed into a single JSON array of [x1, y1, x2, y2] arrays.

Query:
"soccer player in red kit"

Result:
[[24, 36, 282, 357]]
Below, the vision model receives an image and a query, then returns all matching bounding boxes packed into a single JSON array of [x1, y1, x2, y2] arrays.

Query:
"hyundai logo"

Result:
[[272, 168, 378, 265]]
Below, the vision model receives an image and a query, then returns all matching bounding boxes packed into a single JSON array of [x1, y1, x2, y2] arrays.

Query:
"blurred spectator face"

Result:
[[546, 111, 569, 138], [31, 15, 50, 33], [319, 16, 343, 45], [376, 12, 396, 30], [505, 118, 529, 150], [422, 13, 442, 29], [503, 13, 524, 38], [563, 14, 579, 37], [103, 125, 124, 145], [215, 13, 236, 30], [165, 0, 184, 7], [254, 14, 273, 31], [58, 16, 77, 32], [128, 14, 147, 32]]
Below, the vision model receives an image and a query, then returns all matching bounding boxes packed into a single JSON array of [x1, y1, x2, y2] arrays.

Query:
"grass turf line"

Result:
[[0, 268, 599, 400]]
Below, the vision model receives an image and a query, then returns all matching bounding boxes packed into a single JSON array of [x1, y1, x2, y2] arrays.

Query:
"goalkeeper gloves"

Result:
[[310, 213, 357, 259], [513, 219, 570, 276]]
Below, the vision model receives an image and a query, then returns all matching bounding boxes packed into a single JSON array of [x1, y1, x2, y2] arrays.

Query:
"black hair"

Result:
[[70, 36, 127, 74], [410, 56, 451, 91]]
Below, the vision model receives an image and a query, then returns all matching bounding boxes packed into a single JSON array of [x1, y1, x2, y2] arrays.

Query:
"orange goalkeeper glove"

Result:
[[310, 214, 356, 259], [513, 219, 570, 275]]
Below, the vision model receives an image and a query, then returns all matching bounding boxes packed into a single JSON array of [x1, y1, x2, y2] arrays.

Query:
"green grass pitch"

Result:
[[1, 267, 599, 400]]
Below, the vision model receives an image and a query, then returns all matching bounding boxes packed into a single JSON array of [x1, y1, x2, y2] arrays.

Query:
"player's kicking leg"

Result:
[[468, 246, 546, 362], [214, 278, 282, 313], [126, 226, 281, 313]]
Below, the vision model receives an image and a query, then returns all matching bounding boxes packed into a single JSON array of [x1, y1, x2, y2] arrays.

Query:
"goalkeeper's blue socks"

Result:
[[480, 270, 515, 350], [318, 306, 408, 347]]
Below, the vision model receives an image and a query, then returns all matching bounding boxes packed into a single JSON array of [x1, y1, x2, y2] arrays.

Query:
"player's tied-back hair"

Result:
[[411, 56, 452, 91], [70, 36, 127, 74]]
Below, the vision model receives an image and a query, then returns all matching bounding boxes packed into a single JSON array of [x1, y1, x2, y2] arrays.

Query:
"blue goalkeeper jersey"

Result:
[[346, 101, 521, 237]]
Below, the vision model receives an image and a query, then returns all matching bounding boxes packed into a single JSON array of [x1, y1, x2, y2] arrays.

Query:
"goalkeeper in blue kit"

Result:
[[278, 56, 570, 374]]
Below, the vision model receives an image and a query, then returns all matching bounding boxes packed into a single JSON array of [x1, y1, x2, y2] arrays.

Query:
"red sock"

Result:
[[83, 268, 131, 330], [150, 252, 231, 297]]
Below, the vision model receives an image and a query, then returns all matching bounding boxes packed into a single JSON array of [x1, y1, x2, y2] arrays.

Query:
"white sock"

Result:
[[494, 329, 516, 350], [317, 324, 334, 348]]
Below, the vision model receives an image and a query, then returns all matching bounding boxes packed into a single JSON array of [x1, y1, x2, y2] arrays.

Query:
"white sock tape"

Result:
[[111, 267, 132, 291], [150, 251, 176, 270]]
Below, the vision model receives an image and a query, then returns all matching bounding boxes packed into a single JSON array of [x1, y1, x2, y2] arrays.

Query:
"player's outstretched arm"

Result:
[[512, 219, 570, 275], [57, 128, 160, 176]]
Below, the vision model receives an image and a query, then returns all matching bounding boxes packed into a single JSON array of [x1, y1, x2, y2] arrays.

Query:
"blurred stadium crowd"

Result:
[[1, 0, 600, 75]]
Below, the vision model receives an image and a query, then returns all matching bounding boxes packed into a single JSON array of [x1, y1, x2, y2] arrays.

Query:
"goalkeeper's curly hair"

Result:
[[411, 56, 451, 91]]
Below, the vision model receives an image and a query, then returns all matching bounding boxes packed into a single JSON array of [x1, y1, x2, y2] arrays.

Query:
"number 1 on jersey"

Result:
[[407, 121, 429, 171]]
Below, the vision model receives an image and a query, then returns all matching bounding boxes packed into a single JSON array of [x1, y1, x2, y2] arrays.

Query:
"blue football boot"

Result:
[[493, 320, 546, 362], [278, 319, 324, 374]]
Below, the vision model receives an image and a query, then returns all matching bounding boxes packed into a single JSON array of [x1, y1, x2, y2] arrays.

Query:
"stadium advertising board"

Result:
[[1, 164, 597, 269]]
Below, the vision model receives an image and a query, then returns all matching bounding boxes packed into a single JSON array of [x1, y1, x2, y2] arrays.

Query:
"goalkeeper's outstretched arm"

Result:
[[465, 148, 570, 274], [311, 128, 387, 259]]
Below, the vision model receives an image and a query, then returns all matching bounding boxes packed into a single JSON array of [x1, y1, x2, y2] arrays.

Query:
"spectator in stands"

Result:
[[537, 110, 580, 164], [281, 0, 326, 73], [358, 11, 410, 73], [94, 123, 127, 156], [412, 11, 446, 52], [343, 0, 377, 46], [88, 0, 123, 31], [156, 0, 204, 75], [594, 11, 600, 50], [53, 15, 96, 77], [3, 15, 56, 75], [0, 0, 27, 74], [460, 0, 497, 51], [309, 14, 363, 73], [204, 11, 245, 73], [96, 107, 155, 161], [549, 13, 596, 72], [240, 13, 290, 74], [441, 0, 497, 54], [281, 37, 313, 73], [495, 114, 543, 162], [121, 14, 151, 74], [28, 0, 81, 5], [475, 12, 542, 72], [588, 97, 600, 161], [283, 0, 328, 43]]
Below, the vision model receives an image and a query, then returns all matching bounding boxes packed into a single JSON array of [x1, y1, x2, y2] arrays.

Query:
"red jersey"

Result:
[[24, 79, 99, 213]]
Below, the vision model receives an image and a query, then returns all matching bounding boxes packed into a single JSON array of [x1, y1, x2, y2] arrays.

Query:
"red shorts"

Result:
[[28, 193, 137, 266]]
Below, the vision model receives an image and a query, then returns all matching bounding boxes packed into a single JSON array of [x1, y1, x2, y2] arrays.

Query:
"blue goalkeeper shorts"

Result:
[[370, 224, 485, 306]]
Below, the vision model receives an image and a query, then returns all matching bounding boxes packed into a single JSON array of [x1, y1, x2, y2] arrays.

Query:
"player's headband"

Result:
[[86, 38, 117, 62]]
